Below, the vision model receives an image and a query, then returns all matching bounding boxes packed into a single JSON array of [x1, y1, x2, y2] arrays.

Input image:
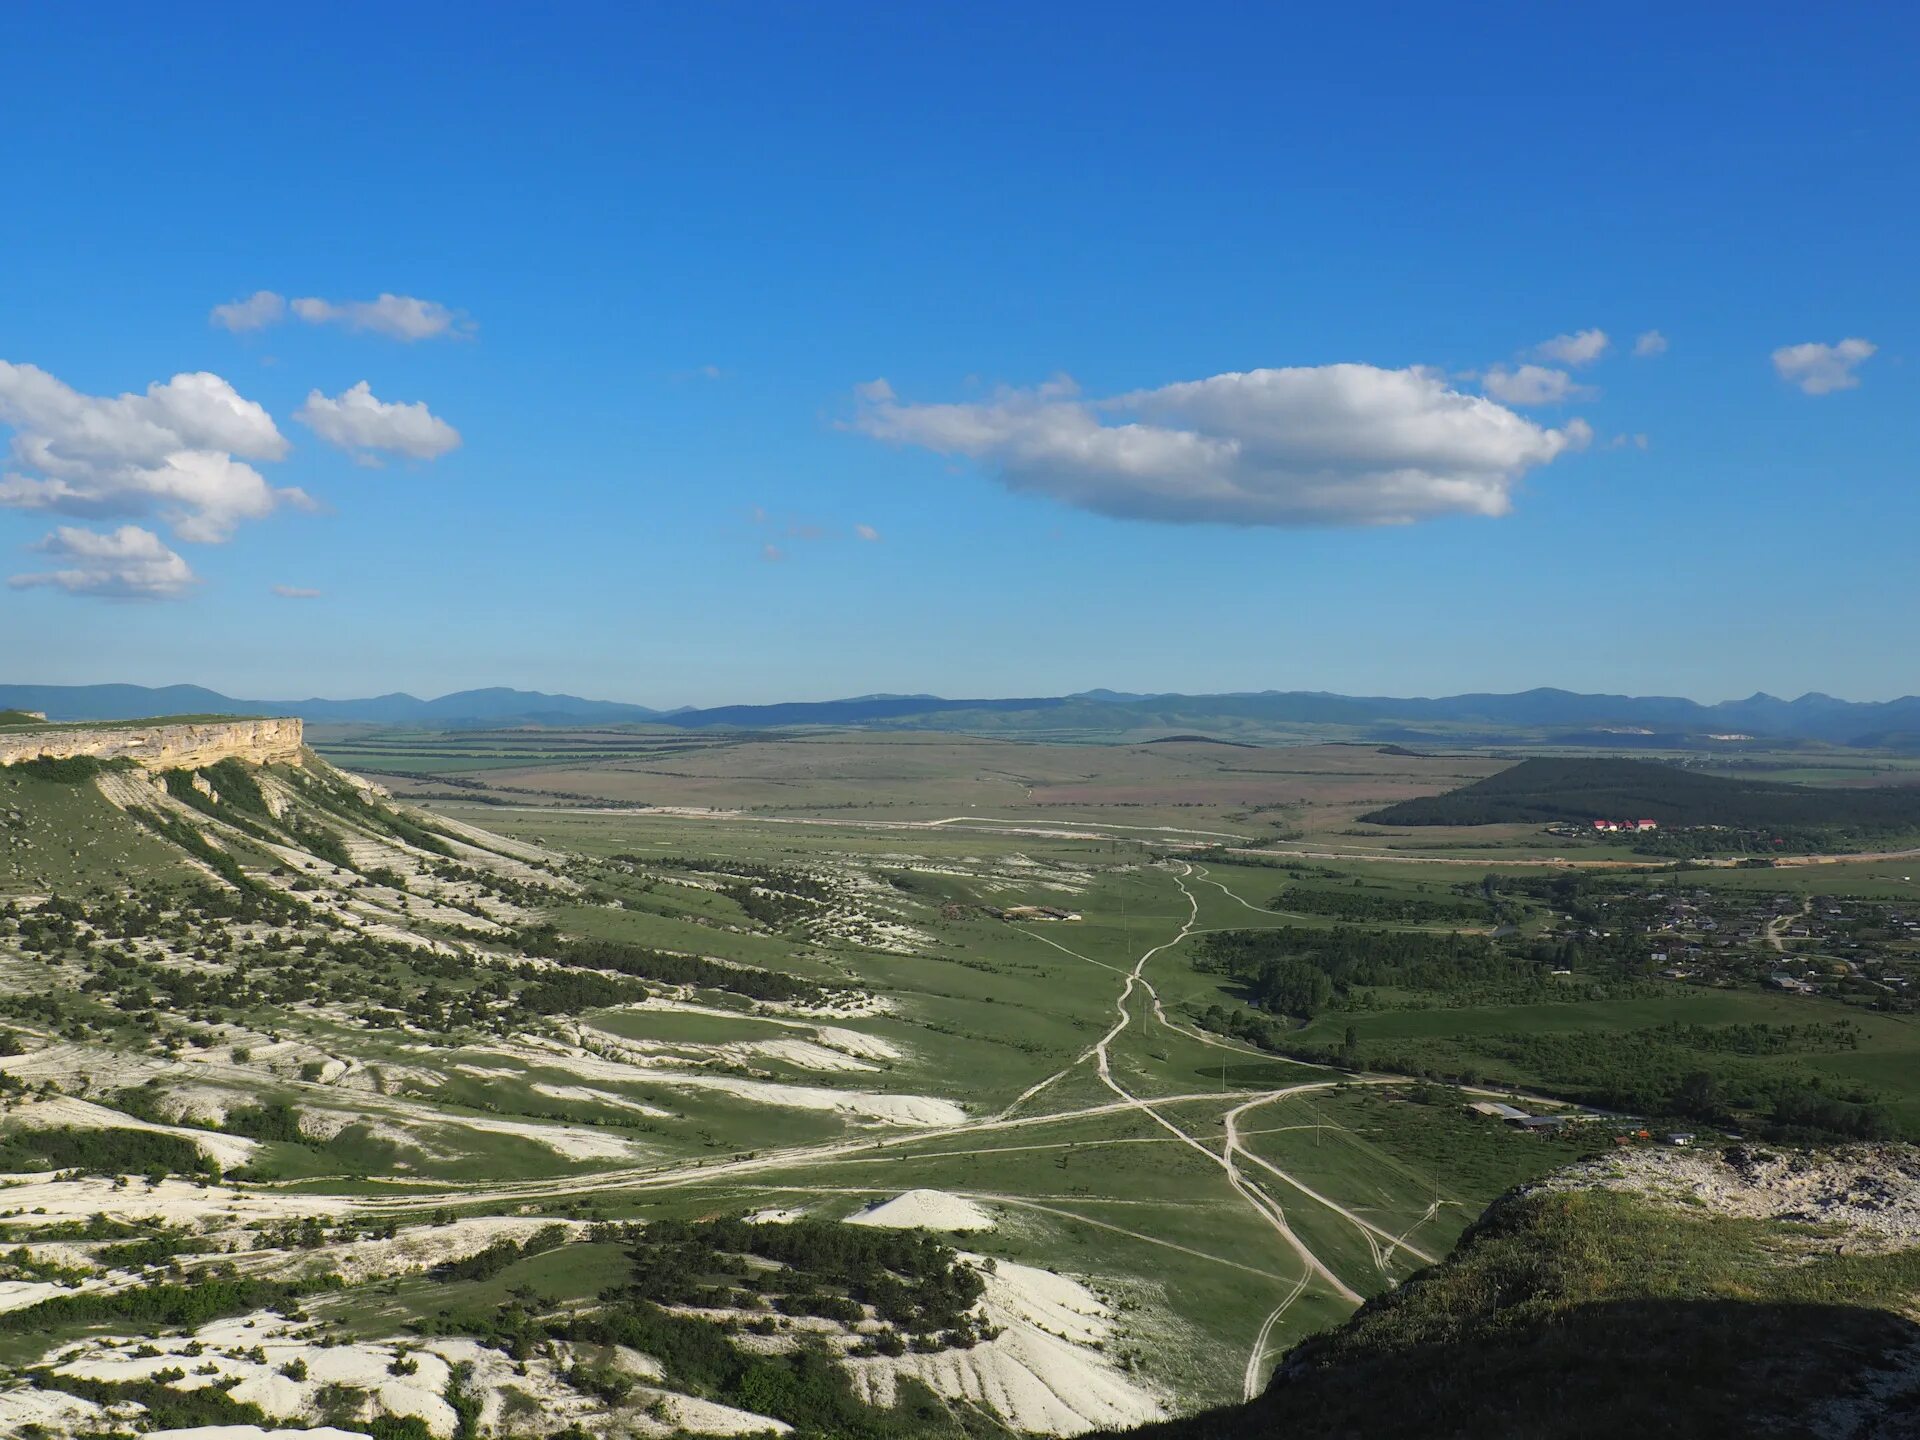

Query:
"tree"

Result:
[[1252, 957, 1333, 1019], [1674, 1070, 1719, 1120]]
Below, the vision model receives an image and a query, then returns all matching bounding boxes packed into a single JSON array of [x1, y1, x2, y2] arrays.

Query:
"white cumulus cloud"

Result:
[[9, 524, 198, 600], [290, 294, 472, 341], [295, 381, 461, 461], [210, 290, 289, 332], [1633, 329, 1668, 357], [1532, 329, 1610, 367], [1480, 364, 1591, 407], [1772, 338, 1875, 395], [851, 364, 1589, 527], [0, 362, 301, 542]]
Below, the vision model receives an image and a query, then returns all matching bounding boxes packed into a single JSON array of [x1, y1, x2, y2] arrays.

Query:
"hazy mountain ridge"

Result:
[[6, 682, 1920, 747]]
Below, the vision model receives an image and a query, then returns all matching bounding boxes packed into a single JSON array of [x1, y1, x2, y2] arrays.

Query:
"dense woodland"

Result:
[[1364, 756, 1920, 832], [1192, 910, 1899, 1142], [1195, 926, 1547, 1018]]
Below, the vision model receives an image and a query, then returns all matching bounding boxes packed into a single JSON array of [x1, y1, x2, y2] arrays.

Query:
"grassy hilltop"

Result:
[[1104, 1145, 1920, 1440]]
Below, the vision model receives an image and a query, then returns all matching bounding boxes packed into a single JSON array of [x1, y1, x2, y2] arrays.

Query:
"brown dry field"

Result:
[[363, 731, 1513, 842]]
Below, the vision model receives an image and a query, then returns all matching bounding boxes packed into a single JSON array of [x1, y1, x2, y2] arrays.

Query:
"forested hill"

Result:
[[1362, 756, 1920, 828]]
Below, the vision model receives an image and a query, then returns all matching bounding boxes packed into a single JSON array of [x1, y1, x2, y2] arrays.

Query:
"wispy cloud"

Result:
[[1480, 364, 1592, 407], [1772, 338, 1875, 395], [9, 524, 197, 600], [210, 291, 473, 341], [210, 290, 287, 333], [272, 584, 322, 599], [854, 523, 882, 542], [851, 364, 1589, 527], [1633, 329, 1668, 358], [1532, 329, 1610, 367]]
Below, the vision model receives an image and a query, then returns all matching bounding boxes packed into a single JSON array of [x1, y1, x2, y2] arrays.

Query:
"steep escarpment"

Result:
[[0, 716, 304, 770]]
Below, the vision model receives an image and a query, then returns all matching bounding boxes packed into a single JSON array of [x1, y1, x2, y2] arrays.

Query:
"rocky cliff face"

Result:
[[0, 717, 304, 770]]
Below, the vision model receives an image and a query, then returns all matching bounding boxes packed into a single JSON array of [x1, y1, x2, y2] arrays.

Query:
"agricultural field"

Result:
[[310, 725, 1512, 847]]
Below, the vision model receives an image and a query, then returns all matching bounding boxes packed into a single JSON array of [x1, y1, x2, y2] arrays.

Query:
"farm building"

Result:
[[1469, 1101, 1530, 1121]]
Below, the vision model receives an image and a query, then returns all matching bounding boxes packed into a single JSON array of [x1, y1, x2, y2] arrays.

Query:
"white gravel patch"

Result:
[[670, 1075, 964, 1127], [290, 1216, 584, 1284], [741, 1038, 881, 1073], [0, 1173, 354, 1228], [848, 1189, 996, 1232], [745, 1207, 808, 1224], [0, 1384, 116, 1432], [848, 1255, 1164, 1435], [40, 1307, 792, 1439], [0, 1276, 118, 1315], [1546, 1144, 1920, 1246], [530, 1082, 674, 1118]]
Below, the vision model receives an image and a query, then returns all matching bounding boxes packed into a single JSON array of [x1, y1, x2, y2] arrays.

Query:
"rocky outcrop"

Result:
[[0, 717, 304, 770]]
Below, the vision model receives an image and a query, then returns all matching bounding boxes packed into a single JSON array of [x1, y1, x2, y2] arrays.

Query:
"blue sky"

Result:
[[1, 3, 1914, 705]]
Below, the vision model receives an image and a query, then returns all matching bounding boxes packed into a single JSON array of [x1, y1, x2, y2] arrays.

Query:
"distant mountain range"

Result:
[[5, 682, 1920, 749]]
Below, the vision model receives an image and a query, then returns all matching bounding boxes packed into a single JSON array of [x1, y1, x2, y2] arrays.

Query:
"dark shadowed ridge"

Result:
[[1092, 1184, 1920, 1440]]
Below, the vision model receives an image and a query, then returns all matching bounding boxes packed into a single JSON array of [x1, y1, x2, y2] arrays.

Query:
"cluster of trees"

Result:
[[430, 1223, 571, 1282], [724, 883, 820, 929], [631, 857, 837, 905], [1191, 995, 1899, 1143], [516, 927, 825, 1006], [622, 1218, 987, 1343], [2, 754, 132, 783], [24, 1374, 280, 1435], [1657, 1019, 1861, 1056], [0, 1125, 217, 1181], [1193, 1004, 1316, 1054], [125, 805, 256, 890], [280, 766, 454, 856], [0, 1273, 339, 1334], [1196, 926, 1540, 1018], [1458, 1027, 1896, 1139], [6, 874, 672, 1046], [1766, 1081, 1896, 1139], [1271, 886, 1487, 926], [404, 1217, 984, 1439], [608, 855, 838, 932], [1611, 824, 1912, 857]]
